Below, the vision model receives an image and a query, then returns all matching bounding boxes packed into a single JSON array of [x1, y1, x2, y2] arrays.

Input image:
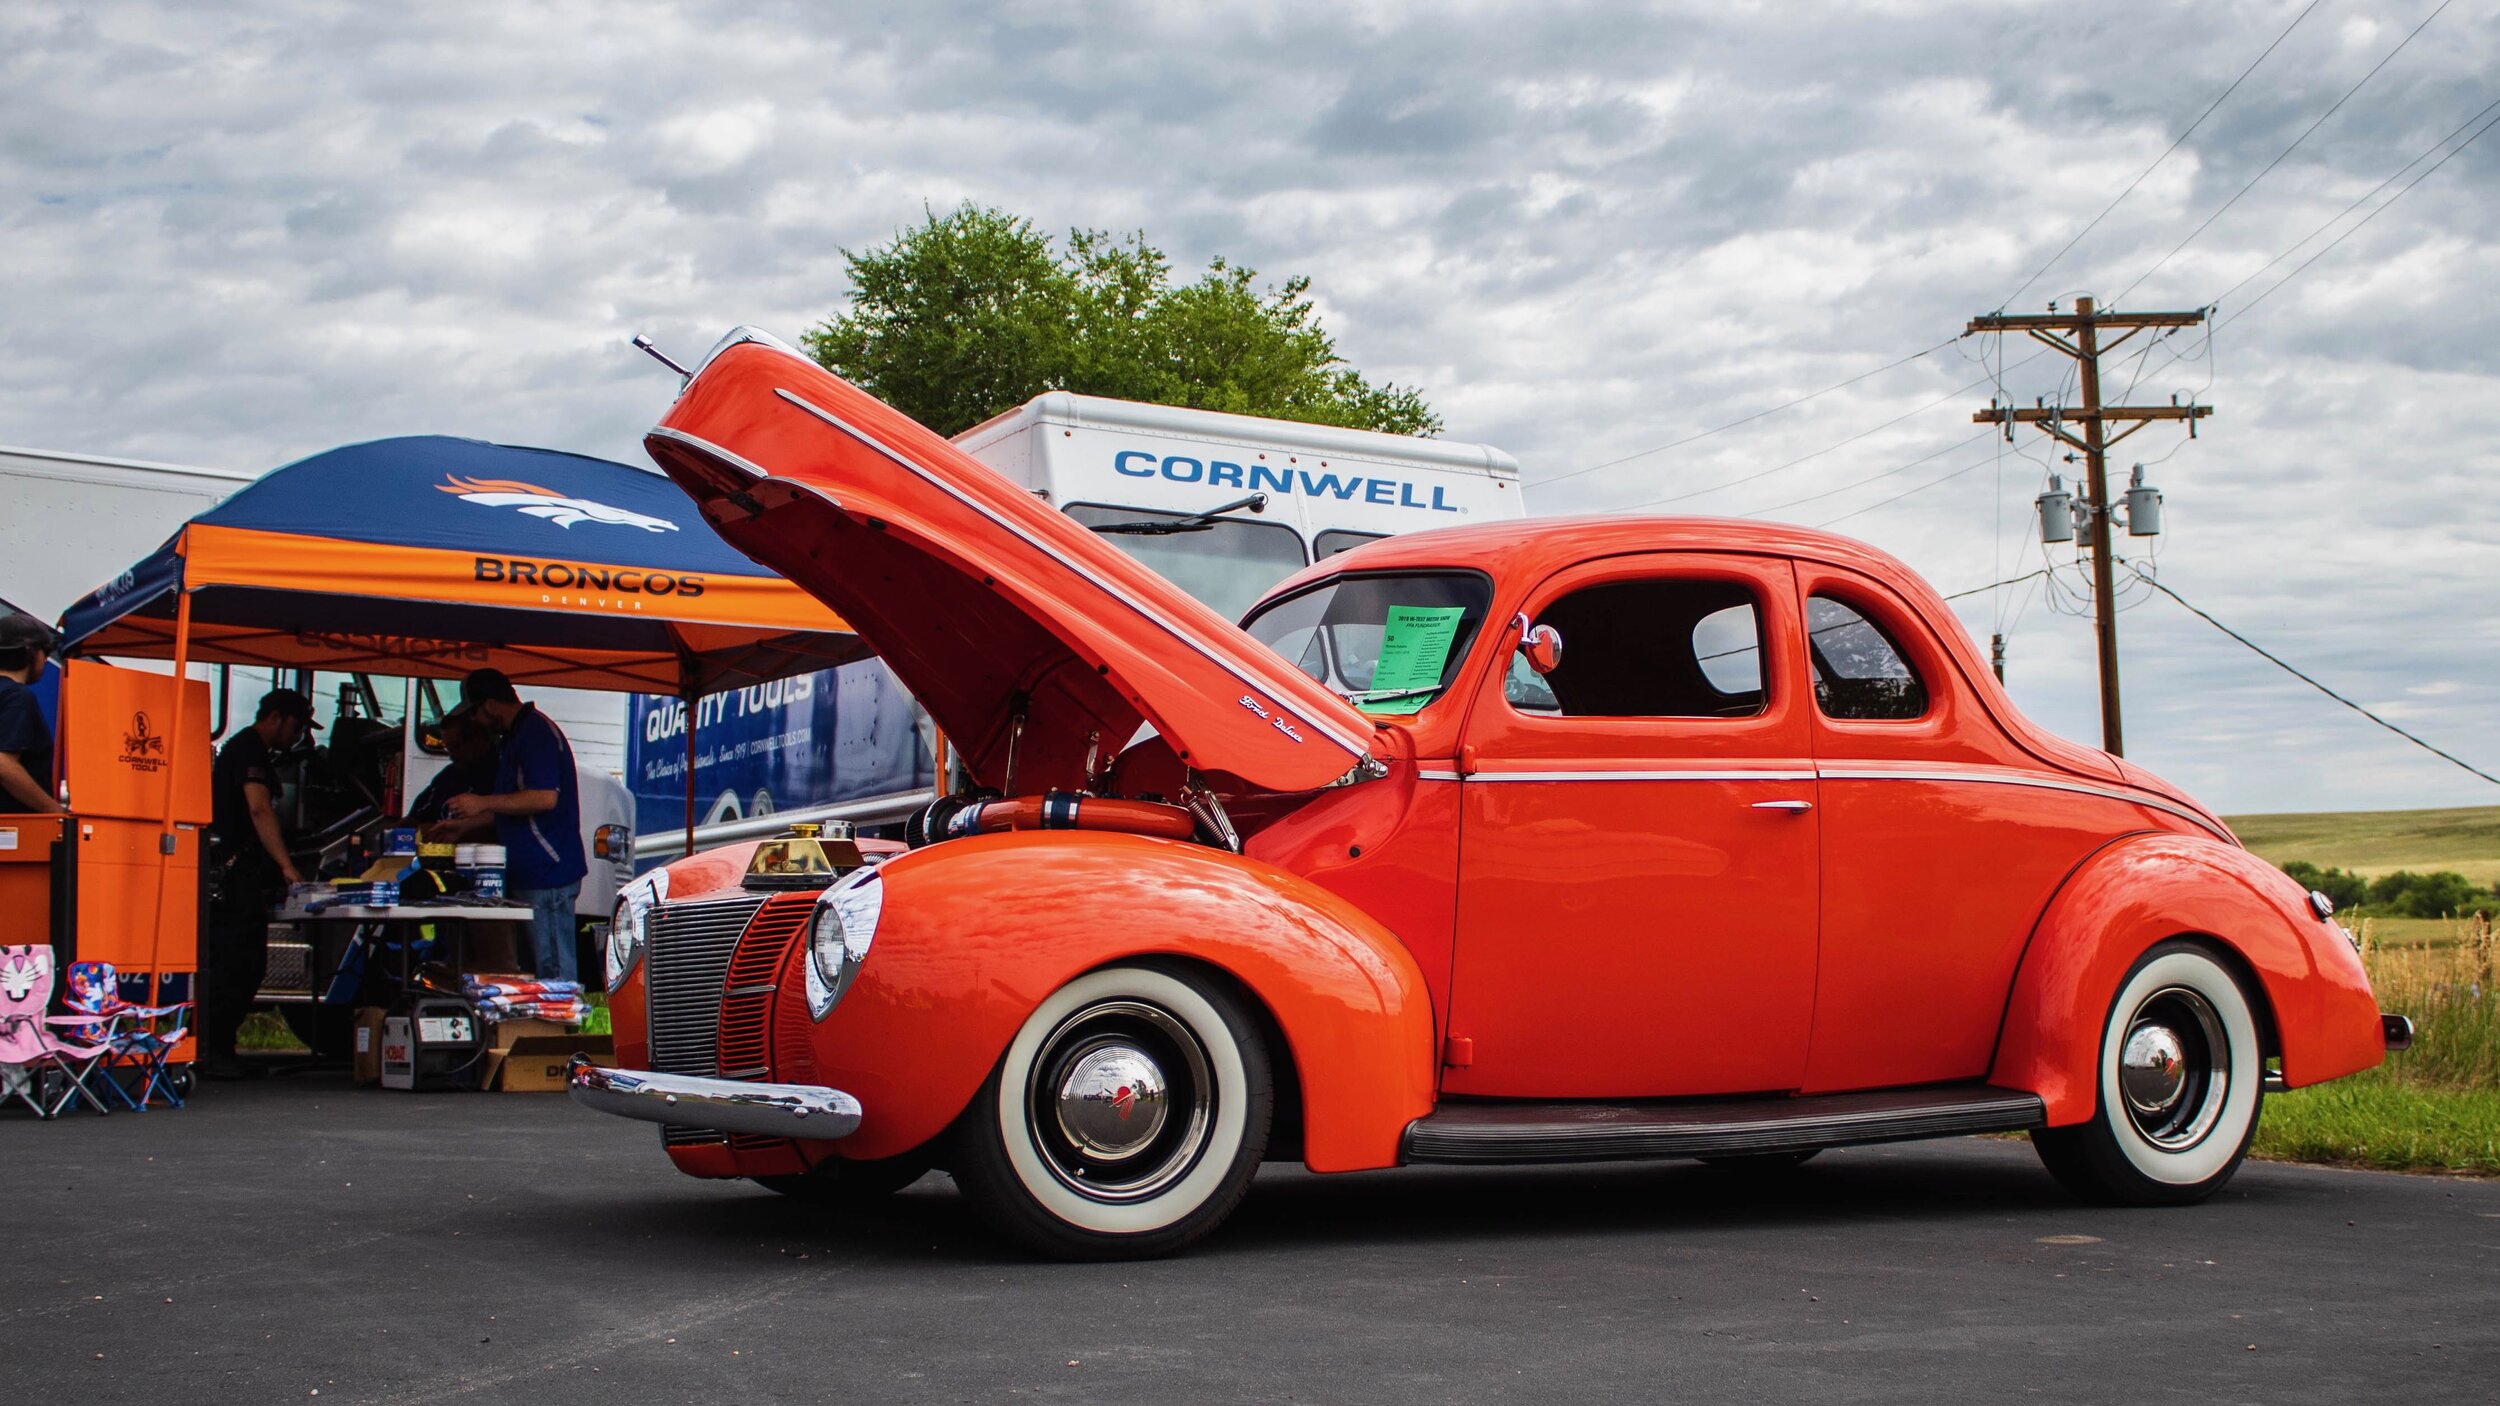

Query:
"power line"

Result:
[[1616, 355, 2044, 512], [1999, 0, 2327, 311], [1741, 428, 1999, 516], [2127, 565, 2500, 788], [2226, 99, 2500, 323], [1812, 447, 2003, 528], [1941, 569, 2050, 603], [2118, 91, 2500, 392], [2209, 93, 2500, 312], [1536, 338, 1957, 487], [2117, 0, 2456, 303]]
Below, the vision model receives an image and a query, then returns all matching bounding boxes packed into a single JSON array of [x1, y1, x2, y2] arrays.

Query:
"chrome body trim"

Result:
[[568, 1057, 861, 1140], [1814, 765, 2229, 839], [1461, 768, 1818, 783], [767, 384, 1377, 764], [1416, 761, 2223, 839], [644, 424, 782, 490]]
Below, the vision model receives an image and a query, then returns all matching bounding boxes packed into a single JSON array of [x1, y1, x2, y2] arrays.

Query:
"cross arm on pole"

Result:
[[1966, 311, 2207, 335], [1973, 405, 2213, 425]]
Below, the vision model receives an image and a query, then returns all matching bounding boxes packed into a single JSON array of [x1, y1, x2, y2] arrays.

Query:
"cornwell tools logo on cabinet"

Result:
[[437, 475, 681, 533], [120, 711, 166, 772]]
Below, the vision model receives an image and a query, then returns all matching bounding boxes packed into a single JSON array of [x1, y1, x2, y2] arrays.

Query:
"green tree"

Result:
[[2280, 860, 2369, 914], [803, 204, 1441, 439]]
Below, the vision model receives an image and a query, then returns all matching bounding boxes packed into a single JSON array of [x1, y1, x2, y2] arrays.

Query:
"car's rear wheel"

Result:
[[754, 1148, 935, 1207], [2032, 941, 2263, 1206], [951, 963, 1271, 1260]]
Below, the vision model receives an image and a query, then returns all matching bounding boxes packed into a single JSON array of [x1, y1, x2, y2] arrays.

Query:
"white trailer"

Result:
[[627, 394, 1524, 858]]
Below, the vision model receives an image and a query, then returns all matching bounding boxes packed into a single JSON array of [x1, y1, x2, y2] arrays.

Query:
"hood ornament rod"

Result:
[[630, 333, 694, 378]]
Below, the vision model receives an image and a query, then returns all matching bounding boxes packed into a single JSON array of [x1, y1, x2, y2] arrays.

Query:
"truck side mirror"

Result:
[[1516, 618, 1564, 676]]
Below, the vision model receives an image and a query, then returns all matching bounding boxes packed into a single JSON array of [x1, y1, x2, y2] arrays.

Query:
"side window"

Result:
[[1314, 529, 1386, 559], [1807, 595, 1928, 721], [1514, 578, 1767, 719]]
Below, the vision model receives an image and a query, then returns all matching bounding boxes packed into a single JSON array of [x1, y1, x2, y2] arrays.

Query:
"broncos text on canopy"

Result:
[[471, 557, 707, 596]]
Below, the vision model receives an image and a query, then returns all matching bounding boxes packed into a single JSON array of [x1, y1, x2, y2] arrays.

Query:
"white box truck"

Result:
[[625, 393, 1524, 857]]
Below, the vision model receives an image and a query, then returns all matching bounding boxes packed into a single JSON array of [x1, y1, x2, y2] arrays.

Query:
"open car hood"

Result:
[[644, 330, 1381, 797]]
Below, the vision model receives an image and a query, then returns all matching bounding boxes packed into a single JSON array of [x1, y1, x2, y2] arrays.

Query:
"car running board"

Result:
[[1402, 1084, 2047, 1165]]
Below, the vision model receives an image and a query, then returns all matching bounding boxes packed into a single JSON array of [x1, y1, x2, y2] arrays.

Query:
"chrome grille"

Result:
[[645, 893, 767, 1147]]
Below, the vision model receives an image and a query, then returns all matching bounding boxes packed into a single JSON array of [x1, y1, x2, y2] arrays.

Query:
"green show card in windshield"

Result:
[[1362, 605, 1466, 714]]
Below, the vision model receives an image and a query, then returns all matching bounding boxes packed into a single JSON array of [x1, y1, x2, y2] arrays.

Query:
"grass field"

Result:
[[2218, 806, 2500, 1173], [2226, 804, 2500, 888]]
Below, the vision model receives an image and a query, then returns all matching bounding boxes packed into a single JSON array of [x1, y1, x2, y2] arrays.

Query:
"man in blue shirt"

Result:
[[0, 616, 60, 814], [443, 669, 586, 983]]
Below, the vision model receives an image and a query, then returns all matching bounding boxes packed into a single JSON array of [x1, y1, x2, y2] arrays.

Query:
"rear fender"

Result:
[[805, 831, 1437, 1171], [1990, 832, 2383, 1124]]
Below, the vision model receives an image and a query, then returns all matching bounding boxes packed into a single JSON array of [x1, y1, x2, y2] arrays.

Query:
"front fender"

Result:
[[804, 831, 1437, 1171], [1989, 832, 2383, 1125]]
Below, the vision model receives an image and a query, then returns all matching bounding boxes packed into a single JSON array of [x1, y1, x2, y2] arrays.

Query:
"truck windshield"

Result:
[[1241, 572, 1493, 715], [1065, 503, 1308, 619]]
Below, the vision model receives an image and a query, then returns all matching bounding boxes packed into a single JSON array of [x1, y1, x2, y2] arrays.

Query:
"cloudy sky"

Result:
[[5, 0, 2494, 815]]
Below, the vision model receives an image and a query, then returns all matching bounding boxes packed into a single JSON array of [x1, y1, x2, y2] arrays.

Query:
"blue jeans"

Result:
[[514, 883, 581, 984]]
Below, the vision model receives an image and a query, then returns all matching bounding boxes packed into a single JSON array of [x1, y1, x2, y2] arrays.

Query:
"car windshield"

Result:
[[1241, 572, 1494, 716], [1065, 503, 1309, 620]]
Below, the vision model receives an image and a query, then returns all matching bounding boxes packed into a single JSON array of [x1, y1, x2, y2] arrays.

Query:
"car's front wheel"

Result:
[[951, 963, 1272, 1260], [2032, 940, 2264, 1206]]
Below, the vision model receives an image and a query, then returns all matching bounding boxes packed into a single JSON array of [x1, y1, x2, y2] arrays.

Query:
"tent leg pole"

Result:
[[683, 692, 697, 859], [149, 590, 195, 1009]]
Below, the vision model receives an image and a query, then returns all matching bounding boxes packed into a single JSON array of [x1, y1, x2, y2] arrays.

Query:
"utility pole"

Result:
[[1968, 297, 2210, 756]]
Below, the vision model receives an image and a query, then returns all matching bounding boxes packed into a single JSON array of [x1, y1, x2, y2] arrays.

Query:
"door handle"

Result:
[[1751, 799, 1814, 813]]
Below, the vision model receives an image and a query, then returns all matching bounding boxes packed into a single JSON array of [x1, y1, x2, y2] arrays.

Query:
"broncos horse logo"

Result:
[[437, 476, 680, 533]]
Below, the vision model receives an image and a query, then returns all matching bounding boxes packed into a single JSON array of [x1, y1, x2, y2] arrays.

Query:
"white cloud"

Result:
[[0, 0, 2493, 813]]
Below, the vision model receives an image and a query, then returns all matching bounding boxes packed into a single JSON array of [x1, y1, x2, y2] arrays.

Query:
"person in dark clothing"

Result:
[[405, 704, 499, 832], [201, 688, 317, 1078], [442, 669, 586, 982], [0, 616, 60, 814]]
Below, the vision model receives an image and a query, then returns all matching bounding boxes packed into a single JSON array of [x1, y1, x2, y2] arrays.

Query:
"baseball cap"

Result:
[[0, 614, 53, 668], [459, 668, 521, 707], [258, 688, 323, 730]]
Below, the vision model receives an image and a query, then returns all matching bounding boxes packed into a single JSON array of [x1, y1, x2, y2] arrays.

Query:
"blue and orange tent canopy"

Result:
[[56, 435, 866, 695]]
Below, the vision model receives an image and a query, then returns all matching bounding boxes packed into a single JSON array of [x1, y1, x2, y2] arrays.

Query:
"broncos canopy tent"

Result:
[[57, 435, 866, 695]]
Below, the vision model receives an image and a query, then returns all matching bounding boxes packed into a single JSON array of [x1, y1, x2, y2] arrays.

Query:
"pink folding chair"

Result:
[[0, 945, 114, 1118]]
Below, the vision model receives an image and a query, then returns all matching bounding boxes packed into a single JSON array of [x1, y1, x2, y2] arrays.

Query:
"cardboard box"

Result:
[[487, 1016, 567, 1050], [352, 1007, 388, 1085], [485, 1034, 614, 1092]]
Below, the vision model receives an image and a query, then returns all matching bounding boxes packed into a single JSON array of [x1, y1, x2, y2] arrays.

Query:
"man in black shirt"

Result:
[[0, 616, 59, 814], [202, 688, 317, 1078]]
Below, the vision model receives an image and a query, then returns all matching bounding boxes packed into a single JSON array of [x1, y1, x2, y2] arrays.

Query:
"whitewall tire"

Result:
[[951, 963, 1273, 1259], [2033, 941, 2265, 1206]]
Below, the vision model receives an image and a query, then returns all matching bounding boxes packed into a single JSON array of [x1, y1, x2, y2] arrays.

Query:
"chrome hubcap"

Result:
[[2118, 985, 2231, 1151], [1027, 999, 1214, 1203], [1053, 1040, 1171, 1161], [2120, 1024, 2187, 1116]]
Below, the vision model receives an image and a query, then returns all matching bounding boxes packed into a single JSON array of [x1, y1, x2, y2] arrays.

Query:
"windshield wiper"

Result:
[[1090, 493, 1270, 536], [1344, 685, 1445, 705]]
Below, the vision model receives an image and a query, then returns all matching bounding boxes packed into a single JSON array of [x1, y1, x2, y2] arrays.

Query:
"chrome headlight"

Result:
[[807, 864, 882, 1022], [606, 869, 667, 993]]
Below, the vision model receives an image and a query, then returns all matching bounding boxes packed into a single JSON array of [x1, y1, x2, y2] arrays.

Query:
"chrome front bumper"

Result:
[[566, 1056, 862, 1140]]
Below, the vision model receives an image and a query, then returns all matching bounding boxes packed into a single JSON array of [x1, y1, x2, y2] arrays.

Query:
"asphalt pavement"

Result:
[[7, 1073, 2494, 1405]]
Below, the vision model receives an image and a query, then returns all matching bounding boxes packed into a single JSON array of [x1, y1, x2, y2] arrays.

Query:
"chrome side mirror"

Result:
[[1515, 616, 1563, 676]]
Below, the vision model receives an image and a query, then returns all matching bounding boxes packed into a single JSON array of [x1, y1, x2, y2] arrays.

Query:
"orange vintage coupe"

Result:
[[575, 327, 2406, 1259]]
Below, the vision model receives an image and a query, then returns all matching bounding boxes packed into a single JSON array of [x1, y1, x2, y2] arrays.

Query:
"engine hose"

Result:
[[944, 790, 1197, 842]]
